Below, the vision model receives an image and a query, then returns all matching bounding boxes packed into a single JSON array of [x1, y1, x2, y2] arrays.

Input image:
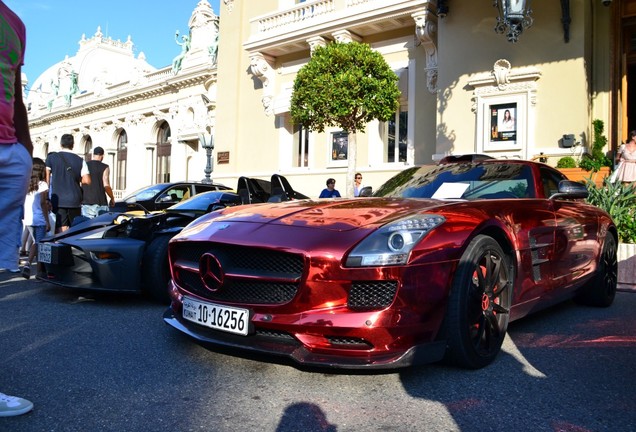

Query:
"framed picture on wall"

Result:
[[331, 131, 348, 161], [489, 102, 517, 144]]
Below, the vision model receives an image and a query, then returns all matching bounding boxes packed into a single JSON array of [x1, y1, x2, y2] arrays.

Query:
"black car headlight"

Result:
[[345, 214, 445, 267]]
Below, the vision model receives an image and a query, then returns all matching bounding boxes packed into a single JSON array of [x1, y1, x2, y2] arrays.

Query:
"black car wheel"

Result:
[[575, 234, 617, 307], [444, 235, 513, 369], [141, 235, 173, 303]]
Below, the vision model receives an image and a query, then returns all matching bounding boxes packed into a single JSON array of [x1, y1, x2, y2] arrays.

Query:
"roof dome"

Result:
[[26, 27, 156, 115]]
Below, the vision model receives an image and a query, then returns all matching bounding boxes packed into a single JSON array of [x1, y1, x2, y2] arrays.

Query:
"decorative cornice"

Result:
[[28, 67, 216, 127], [467, 59, 541, 90], [306, 36, 327, 55], [468, 60, 542, 113], [331, 30, 361, 44]]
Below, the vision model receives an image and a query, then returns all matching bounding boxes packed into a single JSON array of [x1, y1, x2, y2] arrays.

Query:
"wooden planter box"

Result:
[[558, 167, 610, 187]]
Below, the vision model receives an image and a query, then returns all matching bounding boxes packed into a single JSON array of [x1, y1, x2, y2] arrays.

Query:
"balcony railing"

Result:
[[244, 0, 429, 57]]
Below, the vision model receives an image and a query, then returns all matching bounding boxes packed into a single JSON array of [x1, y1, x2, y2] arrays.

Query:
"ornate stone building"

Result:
[[25, 0, 220, 197]]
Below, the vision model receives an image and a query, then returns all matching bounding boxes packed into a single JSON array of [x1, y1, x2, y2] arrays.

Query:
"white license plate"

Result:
[[182, 297, 250, 336], [38, 243, 52, 264]]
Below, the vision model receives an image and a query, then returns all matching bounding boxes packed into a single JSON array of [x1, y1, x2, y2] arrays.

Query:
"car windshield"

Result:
[[122, 185, 167, 202], [168, 191, 239, 212], [374, 162, 535, 200]]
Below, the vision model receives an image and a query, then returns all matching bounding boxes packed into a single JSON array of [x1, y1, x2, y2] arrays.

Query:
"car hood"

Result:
[[191, 197, 455, 232]]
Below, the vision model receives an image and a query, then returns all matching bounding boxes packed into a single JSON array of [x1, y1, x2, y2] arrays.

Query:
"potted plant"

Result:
[[585, 177, 636, 286], [556, 156, 577, 169]]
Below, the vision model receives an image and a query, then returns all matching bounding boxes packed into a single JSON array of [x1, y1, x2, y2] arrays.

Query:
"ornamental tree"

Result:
[[290, 41, 400, 197]]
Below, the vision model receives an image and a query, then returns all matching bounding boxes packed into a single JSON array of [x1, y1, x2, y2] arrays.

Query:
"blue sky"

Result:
[[5, 0, 221, 91]]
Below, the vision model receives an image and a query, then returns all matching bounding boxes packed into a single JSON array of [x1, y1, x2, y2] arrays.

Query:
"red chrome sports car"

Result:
[[163, 159, 618, 369]]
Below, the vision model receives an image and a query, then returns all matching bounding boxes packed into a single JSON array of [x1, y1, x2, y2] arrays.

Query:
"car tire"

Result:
[[444, 235, 513, 369], [141, 235, 173, 303], [575, 234, 617, 308]]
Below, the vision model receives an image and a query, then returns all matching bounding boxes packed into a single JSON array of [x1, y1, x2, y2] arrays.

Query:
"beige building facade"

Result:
[[212, 0, 625, 196], [24, 0, 636, 198]]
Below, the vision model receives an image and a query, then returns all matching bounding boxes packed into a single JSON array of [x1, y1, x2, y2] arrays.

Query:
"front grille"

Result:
[[172, 242, 304, 275], [179, 270, 298, 303], [172, 242, 304, 305], [348, 281, 398, 310]]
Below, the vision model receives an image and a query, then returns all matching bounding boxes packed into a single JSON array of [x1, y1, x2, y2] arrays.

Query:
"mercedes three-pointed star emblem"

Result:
[[199, 252, 224, 292]]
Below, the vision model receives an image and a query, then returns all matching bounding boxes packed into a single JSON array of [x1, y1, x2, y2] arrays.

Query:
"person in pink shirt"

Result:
[[0, 0, 35, 417]]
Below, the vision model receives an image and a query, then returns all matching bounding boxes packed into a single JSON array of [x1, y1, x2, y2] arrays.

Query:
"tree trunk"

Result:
[[347, 131, 357, 197]]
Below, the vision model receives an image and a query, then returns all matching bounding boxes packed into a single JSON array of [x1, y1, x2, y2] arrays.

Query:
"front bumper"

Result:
[[36, 238, 147, 293], [163, 304, 447, 370]]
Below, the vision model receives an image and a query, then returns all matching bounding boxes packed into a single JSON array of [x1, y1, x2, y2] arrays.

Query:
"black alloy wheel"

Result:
[[445, 235, 513, 369]]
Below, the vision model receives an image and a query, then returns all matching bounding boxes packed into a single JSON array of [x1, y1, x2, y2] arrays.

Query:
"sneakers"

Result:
[[21, 265, 31, 280], [0, 392, 33, 417]]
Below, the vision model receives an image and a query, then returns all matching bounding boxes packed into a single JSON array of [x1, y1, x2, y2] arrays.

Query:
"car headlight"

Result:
[[345, 214, 445, 267]]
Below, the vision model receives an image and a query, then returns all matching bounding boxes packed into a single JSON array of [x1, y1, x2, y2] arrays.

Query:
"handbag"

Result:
[[609, 161, 622, 183]]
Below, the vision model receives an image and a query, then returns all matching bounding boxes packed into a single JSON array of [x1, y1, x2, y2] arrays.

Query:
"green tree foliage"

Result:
[[291, 42, 400, 133], [290, 42, 400, 196]]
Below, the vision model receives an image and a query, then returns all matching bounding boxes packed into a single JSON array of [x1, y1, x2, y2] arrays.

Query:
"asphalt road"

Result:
[[1, 273, 635, 432]]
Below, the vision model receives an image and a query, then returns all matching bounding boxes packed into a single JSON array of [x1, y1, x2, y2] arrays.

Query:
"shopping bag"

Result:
[[609, 161, 622, 183]]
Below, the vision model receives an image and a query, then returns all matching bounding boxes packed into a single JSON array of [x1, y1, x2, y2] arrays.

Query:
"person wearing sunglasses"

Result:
[[353, 173, 365, 197]]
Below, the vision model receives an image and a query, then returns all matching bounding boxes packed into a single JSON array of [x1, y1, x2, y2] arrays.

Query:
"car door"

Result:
[[541, 168, 598, 293]]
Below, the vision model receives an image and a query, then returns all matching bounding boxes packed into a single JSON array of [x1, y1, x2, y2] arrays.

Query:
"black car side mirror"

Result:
[[549, 180, 589, 200], [359, 186, 373, 197]]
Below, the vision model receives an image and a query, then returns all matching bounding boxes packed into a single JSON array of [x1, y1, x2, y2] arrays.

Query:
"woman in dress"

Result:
[[615, 130, 636, 184]]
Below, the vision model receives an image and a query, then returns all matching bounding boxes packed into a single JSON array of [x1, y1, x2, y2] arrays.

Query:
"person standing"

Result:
[[81, 146, 115, 218], [353, 172, 365, 197], [614, 130, 636, 184], [0, 0, 35, 416], [21, 158, 49, 279], [319, 178, 341, 198], [45, 134, 91, 231]]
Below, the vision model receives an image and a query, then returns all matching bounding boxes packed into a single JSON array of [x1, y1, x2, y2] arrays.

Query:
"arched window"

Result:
[[117, 129, 128, 190], [156, 122, 171, 183], [83, 135, 93, 161]]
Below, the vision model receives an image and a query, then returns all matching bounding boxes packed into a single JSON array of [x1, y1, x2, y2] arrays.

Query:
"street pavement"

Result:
[[1, 273, 635, 432]]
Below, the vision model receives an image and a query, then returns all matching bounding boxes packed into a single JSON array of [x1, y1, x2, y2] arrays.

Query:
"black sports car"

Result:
[[37, 175, 307, 302], [112, 181, 231, 213]]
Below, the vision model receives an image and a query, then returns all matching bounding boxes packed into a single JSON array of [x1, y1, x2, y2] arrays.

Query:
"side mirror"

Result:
[[359, 186, 373, 197], [549, 180, 589, 200]]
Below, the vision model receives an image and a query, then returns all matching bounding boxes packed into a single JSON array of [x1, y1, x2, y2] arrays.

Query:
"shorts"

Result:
[[81, 204, 109, 219], [27, 225, 47, 244], [57, 207, 81, 228]]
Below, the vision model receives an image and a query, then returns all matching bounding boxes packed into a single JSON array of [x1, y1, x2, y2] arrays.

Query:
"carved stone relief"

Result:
[[413, 10, 438, 94], [249, 52, 276, 116]]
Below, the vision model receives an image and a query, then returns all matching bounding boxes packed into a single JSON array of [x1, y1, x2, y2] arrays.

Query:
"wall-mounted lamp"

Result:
[[493, 0, 533, 43], [437, 0, 448, 18]]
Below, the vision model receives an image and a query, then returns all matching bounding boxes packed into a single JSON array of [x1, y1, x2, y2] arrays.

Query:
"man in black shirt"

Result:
[[81, 146, 115, 218], [45, 134, 91, 231]]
